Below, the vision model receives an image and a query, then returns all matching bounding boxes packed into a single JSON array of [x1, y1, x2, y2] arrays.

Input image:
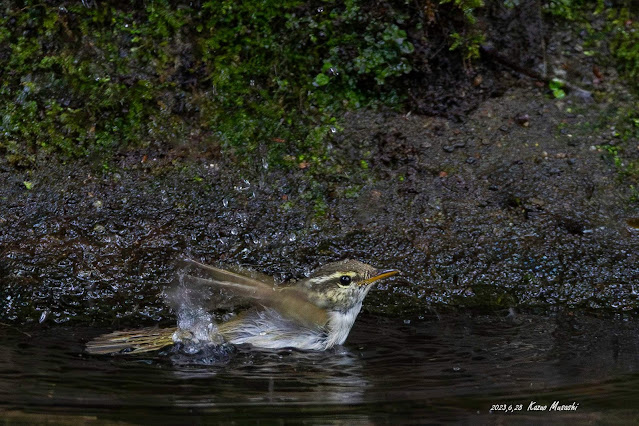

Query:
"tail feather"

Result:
[[86, 327, 178, 355]]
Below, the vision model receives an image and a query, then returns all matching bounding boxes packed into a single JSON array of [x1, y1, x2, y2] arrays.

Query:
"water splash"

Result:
[[164, 272, 227, 356]]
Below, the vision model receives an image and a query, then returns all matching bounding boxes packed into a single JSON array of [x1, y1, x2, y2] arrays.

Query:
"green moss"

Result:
[[543, 0, 585, 20], [570, 3, 639, 90], [343, 185, 363, 198], [3, 0, 636, 178], [607, 7, 639, 82], [597, 144, 623, 169], [541, 1, 639, 202], [0, 2, 193, 163], [594, 105, 639, 201], [0, 0, 425, 169], [549, 78, 567, 99]]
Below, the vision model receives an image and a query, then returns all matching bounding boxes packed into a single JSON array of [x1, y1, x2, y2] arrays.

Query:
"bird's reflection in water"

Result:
[[169, 343, 369, 407]]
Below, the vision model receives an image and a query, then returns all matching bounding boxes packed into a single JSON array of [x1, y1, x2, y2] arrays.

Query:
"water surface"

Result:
[[2, 312, 639, 423]]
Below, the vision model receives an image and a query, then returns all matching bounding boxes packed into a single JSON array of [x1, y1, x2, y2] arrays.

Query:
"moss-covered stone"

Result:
[[0, 0, 429, 168]]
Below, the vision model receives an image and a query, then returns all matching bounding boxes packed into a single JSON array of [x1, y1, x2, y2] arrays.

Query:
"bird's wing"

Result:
[[178, 259, 329, 329]]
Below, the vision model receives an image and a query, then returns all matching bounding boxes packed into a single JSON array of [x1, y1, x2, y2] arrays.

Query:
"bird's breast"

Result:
[[325, 302, 363, 348]]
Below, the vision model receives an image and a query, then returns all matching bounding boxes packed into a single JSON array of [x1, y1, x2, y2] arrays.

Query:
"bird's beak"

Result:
[[362, 269, 400, 285]]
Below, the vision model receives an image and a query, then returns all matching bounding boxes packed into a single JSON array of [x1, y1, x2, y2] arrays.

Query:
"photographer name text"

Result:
[[491, 401, 579, 413]]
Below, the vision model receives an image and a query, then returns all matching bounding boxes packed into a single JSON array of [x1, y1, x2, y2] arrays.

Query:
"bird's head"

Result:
[[297, 259, 399, 313]]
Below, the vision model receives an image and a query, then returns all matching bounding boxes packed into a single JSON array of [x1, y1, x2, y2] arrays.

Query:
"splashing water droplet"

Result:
[[166, 272, 226, 350], [234, 180, 251, 191]]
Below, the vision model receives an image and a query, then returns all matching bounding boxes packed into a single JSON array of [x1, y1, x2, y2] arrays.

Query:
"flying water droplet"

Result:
[[234, 180, 251, 191]]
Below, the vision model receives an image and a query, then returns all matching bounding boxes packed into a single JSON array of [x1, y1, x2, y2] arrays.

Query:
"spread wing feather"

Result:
[[180, 259, 329, 329]]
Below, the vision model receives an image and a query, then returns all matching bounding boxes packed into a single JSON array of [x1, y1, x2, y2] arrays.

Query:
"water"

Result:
[[2, 312, 639, 423]]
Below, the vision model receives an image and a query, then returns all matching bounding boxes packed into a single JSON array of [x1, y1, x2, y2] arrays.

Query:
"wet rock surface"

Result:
[[1, 85, 638, 326]]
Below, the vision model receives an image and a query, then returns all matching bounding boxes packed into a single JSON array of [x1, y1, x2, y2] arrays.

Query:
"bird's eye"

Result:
[[339, 275, 352, 287]]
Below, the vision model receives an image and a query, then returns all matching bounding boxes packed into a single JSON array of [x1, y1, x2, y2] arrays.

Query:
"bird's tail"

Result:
[[86, 327, 178, 355]]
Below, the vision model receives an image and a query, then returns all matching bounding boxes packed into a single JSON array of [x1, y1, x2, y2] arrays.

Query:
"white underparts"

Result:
[[325, 302, 363, 348]]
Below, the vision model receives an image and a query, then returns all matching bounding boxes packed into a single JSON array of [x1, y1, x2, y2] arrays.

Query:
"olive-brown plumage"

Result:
[[86, 259, 398, 354]]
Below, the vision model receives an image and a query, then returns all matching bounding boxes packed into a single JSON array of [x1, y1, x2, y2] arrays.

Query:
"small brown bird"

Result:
[[86, 259, 399, 354]]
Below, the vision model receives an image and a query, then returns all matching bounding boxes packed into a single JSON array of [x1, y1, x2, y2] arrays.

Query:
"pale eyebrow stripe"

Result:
[[307, 271, 357, 284]]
